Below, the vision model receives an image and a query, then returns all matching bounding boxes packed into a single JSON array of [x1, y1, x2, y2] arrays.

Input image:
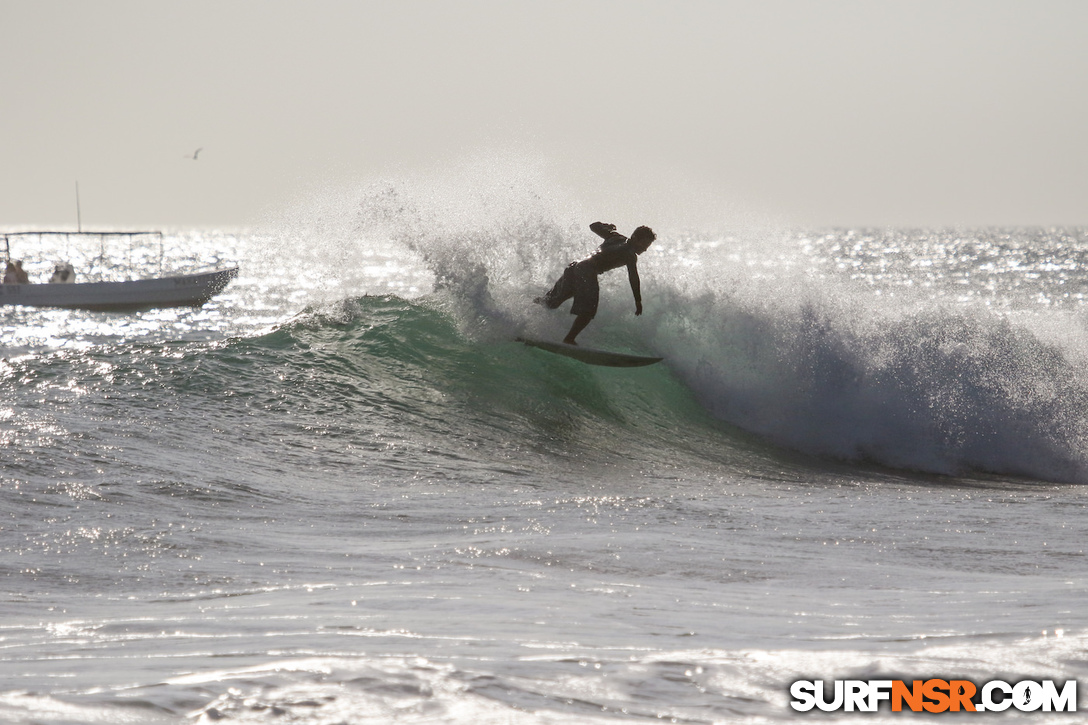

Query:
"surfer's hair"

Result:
[[631, 226, 656, 246]]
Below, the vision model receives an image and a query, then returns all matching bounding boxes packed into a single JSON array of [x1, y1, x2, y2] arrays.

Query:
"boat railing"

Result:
[[2, 230, 167, 282]]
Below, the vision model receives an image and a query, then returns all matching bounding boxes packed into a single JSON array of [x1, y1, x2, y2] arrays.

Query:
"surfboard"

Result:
[[516, 337, 663, 368]]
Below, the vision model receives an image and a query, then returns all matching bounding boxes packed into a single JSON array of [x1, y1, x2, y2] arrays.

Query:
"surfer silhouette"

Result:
[[535, 222, 656, 344]]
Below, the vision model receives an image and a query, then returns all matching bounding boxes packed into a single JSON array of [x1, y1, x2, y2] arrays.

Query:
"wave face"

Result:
[[185, 294, 761, 485], [168, 281, 1088, 489]]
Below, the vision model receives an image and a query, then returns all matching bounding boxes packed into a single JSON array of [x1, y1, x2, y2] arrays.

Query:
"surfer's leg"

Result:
[[564, 314, 593, 345], [566, 271, 599, 344], [536, 267, 576, 309]]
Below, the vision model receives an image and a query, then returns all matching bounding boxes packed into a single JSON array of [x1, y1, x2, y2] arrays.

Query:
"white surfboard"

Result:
[[516, 337, 663, 368]]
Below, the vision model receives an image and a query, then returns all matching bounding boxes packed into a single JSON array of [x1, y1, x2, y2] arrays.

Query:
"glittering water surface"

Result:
[[2, 200, 1088, 723]]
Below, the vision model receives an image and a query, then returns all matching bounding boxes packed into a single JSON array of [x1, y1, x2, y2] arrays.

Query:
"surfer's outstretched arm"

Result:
[[628, 263, 643, 315]]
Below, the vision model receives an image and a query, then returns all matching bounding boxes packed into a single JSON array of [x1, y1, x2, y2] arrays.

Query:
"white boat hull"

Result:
[[0, 268, 239, 311]]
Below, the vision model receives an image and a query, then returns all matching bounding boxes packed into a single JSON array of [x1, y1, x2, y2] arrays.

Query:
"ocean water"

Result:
[[2, 175, 1088, 723]]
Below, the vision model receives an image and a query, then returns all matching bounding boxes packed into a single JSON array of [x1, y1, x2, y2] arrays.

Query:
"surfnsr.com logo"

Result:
[[790, 679, 1077, 713]]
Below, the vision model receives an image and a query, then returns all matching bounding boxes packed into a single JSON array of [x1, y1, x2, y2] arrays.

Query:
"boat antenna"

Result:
[[75, 181, 82, 233]]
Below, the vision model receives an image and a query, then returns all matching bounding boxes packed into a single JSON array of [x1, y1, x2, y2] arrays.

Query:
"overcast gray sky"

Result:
[[2, 0, 1086, 228]]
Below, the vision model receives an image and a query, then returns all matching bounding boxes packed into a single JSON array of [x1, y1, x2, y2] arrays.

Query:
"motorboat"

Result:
[[1, 230, 239, 311]]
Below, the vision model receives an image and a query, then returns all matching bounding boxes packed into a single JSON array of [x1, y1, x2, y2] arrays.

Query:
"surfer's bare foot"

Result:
[[563, 338, 578, 345]]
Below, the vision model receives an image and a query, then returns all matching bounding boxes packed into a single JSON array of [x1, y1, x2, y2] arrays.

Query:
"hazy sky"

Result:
[[2, 0, 1086, 228]]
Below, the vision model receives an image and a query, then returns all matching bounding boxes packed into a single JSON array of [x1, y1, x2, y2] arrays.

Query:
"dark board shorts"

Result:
[[542, 262, 599, 318]]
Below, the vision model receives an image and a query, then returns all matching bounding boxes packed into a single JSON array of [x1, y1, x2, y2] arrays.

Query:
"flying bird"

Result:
[[186, 148, 203, 160]]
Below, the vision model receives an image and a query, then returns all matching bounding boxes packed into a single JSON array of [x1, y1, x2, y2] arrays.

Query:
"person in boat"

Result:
[[14, 261, 29, 284], [2, 262, 17, 284], [49, 263, 76, 283], [535, 221, 656, 345]]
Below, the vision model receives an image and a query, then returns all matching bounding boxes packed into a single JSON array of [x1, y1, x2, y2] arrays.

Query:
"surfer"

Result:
[[535, 222, 656, 344]]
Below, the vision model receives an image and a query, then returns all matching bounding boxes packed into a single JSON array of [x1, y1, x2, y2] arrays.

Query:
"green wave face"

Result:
[[231, 295, 764, 479]]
